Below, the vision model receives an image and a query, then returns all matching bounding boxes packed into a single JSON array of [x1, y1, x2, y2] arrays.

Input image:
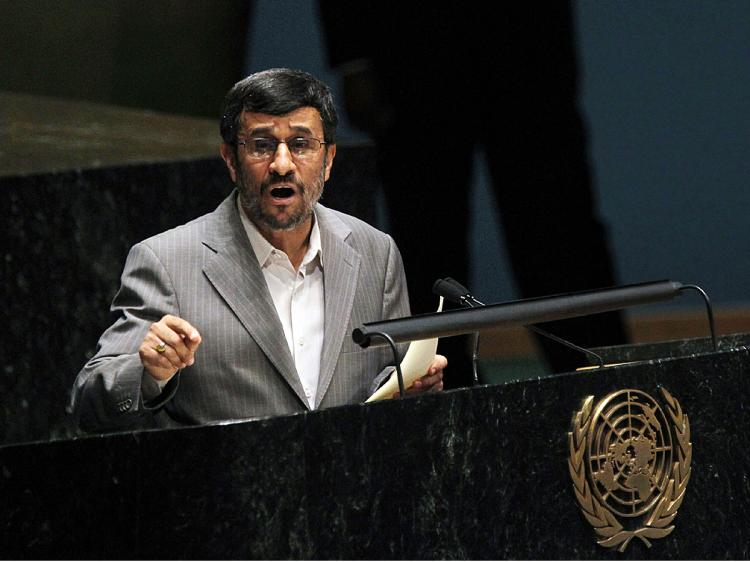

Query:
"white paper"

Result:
[[366, 296, 444, 402]]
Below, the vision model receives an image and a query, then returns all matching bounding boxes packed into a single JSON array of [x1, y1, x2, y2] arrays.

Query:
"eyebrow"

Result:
[[247, 125, 316, 137]]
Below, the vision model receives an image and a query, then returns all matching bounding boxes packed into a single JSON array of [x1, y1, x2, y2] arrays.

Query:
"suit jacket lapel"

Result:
[[316, 206, 361, 405], [201, 193, 308, 406]]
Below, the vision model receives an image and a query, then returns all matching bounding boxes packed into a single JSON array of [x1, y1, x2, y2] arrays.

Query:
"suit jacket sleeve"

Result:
[[71, 242, 182, 432], [383, 233, 410, 321]]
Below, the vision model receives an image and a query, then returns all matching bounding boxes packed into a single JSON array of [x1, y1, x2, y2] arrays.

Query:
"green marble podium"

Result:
[[0, 335, 748, 559]]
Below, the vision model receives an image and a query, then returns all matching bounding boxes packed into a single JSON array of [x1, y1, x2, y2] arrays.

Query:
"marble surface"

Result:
[[590, 332, 750, 363], [0, 91, 219, 178], [1, 158, 233, 443], [0, 345, 748, 559]]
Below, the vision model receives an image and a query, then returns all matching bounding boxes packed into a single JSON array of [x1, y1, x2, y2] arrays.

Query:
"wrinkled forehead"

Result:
[[237, 107, 325, 138]]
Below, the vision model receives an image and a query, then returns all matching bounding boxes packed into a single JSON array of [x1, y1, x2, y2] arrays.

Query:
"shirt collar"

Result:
[[237, 195, 323, 270]]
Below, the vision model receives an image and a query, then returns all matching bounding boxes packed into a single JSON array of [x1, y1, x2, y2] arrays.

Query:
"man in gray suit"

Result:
[[73, 68, 446, 432]]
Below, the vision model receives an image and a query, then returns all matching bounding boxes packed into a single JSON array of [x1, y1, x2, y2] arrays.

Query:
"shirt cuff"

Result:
[[141, 370, 176, 401]]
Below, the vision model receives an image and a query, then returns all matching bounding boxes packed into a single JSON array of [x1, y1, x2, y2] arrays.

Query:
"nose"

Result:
[[268, 141, 296, 176]]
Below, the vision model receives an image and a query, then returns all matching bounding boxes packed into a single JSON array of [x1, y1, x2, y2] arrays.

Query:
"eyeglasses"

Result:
[[236, 137, 327, 161]]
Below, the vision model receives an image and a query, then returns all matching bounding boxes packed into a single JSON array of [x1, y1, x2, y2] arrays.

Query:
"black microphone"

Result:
[[437, 277, 484, 308], [432, 278, 605, 371], [432, 278, 482, 385], [432, 278, 472, 306]]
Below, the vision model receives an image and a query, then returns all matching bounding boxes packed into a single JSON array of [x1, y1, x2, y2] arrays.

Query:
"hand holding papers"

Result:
[[366, 297, 444, 402]]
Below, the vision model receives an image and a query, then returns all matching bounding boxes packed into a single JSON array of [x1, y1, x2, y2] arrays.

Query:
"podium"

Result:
[[1, 334, 748, 559]]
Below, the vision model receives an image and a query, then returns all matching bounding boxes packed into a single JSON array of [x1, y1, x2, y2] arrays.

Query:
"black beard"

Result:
[[237, 173, 324, 232]]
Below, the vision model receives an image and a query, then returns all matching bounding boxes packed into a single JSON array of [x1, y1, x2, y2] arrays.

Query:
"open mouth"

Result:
[[270, 187, 295, 199]]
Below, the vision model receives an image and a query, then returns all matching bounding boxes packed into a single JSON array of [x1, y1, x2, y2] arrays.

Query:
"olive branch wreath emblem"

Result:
[[567, 387, 692, 552]]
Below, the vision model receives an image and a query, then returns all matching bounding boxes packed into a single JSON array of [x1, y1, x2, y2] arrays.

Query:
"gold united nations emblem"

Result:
[[567, 387, 692, 552]]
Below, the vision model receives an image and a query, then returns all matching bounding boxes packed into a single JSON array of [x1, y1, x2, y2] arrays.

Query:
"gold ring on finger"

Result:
[[155, 341, 167, 354]]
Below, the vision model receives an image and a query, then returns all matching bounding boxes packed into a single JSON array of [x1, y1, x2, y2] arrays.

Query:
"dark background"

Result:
[[243, 0, 750, 309]]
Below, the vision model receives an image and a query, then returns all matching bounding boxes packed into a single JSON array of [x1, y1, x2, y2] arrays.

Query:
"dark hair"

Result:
[[220, 68, 338, 144]]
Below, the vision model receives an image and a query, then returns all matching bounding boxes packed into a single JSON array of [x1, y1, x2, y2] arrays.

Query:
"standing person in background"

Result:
[[319, 1, 628, 385]]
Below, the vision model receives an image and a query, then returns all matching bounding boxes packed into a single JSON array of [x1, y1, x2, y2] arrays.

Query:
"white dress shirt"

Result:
[[238, 199, 325, 409]]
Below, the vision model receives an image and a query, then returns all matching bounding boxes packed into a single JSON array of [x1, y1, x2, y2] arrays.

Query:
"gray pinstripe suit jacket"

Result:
[[72, 191, 410, 432]]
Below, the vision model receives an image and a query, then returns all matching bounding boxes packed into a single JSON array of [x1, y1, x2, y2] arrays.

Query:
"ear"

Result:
[[323, 143, 337, 182], [220, 142, 238, 184]]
